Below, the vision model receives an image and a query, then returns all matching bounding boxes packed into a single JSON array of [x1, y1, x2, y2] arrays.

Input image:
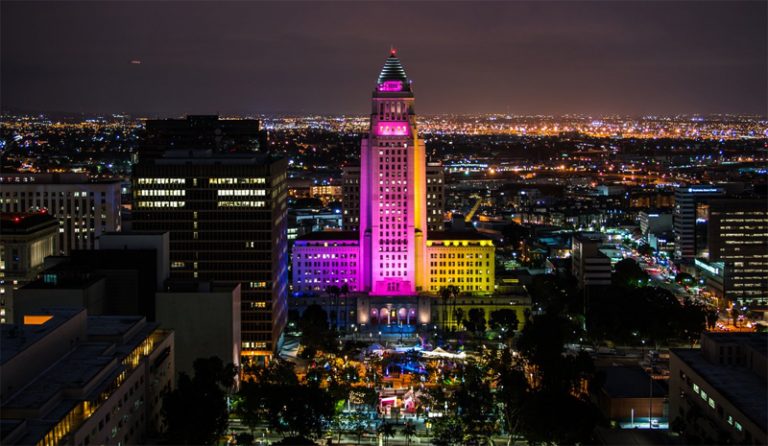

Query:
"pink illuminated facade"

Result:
[[291, 50, 495, 327], [360, 50, 427, 296]]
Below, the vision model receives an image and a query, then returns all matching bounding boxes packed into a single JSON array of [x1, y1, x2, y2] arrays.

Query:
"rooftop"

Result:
[[600, 366, 666, 398], [0, 308, 83, 365], [427, 231, 493, 241], [0, 213, 58, 235], [672, 342, 767, 432], [1, 310, 167, 445]]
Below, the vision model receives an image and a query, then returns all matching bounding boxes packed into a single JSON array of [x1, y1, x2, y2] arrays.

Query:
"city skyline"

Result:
[[2, 1, 766, 116], [1, 4, 767, 446]]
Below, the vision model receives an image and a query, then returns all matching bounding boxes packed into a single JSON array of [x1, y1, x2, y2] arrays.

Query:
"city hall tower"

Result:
[[360, 49, 427, 295]]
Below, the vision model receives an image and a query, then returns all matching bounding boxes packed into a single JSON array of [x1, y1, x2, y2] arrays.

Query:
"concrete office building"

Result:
[[14, 232, 171, 322], [0, 308, 174, 446], [670, 332, 767, 444], [572, 233, 612, 288], [0, 173, 121, 254], [341, 166, 361, 231], [132, 150, 288, 364], [425, 162, 445, 232], [140, 115, 262, 161], [0, 213, 58, 323], [13, 269, 108, 323], [638, 210, 673, 237], [673, 185, 726, 260], [155, 281, 241, 377], [695, 199, 768, 305]]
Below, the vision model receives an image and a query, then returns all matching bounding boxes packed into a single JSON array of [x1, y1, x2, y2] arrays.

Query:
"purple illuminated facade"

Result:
[[293, 50, 426, 296], [291, 51, 495, 327], [360, 50, 427, 296]]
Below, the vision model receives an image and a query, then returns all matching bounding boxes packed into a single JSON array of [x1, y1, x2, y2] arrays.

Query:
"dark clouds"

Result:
[[1, 1, 765, 116]]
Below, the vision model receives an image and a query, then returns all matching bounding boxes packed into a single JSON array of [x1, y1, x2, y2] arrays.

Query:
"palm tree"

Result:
[[377, 422, 396, 446], [341, 283, 350, 329], [454, 308, 465, 331], [439, 285, 460, 331], [402, 422, 417, 446], [440, 286, 452, 330], [327, 285, 341, 330]]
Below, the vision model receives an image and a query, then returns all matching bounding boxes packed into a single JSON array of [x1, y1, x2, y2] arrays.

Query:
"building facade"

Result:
[[0, 173, 122, 254], [132, 150, 287, 364], [0, 308, 174, 446], [425, 162, 445, 232], [669, 333, 767, 444], [0, 213, 58, 324], [140, 114, 262, 161], [155, 281, 241, 377], [638, 210, 673, 237], [291, 51, 495, 328], [341, 163, 443, 233], [694, 199, 768, 305], [673, 186, 726, 260], [341, 166, 361, 231], [572, 233, 611, 288]]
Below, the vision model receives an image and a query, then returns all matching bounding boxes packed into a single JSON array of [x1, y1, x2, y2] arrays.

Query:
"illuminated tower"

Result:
[[360, 50, 427, 295]]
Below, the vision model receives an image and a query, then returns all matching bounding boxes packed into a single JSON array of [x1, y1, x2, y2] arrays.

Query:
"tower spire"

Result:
[[377, 48, 408, 86]]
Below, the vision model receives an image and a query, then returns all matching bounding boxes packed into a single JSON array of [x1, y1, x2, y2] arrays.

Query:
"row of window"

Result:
[[430, 253, 487, 259]]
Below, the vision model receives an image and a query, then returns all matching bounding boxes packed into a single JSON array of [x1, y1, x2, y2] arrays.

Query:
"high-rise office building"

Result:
[[0, 213, 58, 323], [571, 233, 611, 289], [140, 115, 262, 161], [0, 173, 121, 254], [638, 210, 673, 237], [341, 166, 361, 231], [426, 162, 445, 232], [132, 150, 287, 364], [292, 51, 494, 328], [673, 185, 726, 260], [695, 199, 768, 305]]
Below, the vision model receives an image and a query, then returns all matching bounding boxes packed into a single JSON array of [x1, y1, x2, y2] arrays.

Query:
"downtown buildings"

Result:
[[0, 173, 122, 254], [292, 51, 496, 328], [0, 213, 58, 324], [694, 199, 768, 306], [132, 147, 287, 364]]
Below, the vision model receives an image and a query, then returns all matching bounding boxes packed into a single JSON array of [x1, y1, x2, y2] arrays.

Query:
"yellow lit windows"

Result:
[[137, 178, 185, 185], [217, 201, 266, 207], [217, 189, 267, 196], [136, 189, 185, 196], [209, 178, 266, 185], [136, 201, 185, 208]]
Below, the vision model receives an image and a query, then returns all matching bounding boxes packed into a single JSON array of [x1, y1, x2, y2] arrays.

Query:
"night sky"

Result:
[[2, 1, 766, 116]]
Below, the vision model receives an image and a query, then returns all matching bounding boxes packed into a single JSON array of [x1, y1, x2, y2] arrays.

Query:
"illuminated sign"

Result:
[[376, 122, 408, 136], [687, 188, 721, 193], [378, 80, 403, 92]]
